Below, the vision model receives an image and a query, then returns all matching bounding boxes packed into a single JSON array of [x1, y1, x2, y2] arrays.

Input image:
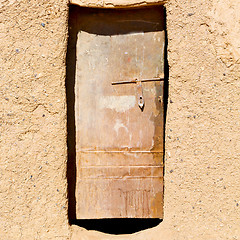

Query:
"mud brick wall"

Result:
[[1, 0, 239, 239]]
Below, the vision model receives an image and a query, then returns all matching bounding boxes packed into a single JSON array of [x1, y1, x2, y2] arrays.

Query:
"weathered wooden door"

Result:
[[72, 7, 165, 219]]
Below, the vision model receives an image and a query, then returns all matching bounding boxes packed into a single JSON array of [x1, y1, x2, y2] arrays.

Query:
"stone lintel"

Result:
[[69, 0, 166, 8]]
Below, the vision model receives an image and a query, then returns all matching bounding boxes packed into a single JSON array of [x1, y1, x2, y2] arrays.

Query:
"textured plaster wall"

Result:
[[1, 0, 240, 239], [164, 0, 240, 239], [0, 0, 69, 239]]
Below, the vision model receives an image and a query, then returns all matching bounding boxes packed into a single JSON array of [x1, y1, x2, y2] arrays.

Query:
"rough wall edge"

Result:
[[69, 0, 166, 8]]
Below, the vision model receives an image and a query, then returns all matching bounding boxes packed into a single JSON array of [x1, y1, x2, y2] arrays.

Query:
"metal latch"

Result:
[[112, 75, 164, 111]]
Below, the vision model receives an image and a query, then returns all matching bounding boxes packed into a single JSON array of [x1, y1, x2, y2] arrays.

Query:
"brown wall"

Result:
[[1, 0, 240, 239], [0, 0, 69, 239]]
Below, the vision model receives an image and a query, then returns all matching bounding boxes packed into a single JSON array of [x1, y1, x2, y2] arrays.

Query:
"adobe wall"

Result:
[[1, 0, 239, 239]]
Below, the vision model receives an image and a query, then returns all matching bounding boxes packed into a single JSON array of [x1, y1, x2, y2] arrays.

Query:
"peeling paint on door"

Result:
[[99, 95, 136, 112]]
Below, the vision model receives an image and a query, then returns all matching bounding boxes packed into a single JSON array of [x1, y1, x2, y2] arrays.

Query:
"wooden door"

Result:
[[70, 7, 165, 219]]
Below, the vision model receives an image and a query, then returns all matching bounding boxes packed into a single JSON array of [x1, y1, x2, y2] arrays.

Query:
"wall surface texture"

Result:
[[0, 0, 69, 239], [1, 0, 240, 239]]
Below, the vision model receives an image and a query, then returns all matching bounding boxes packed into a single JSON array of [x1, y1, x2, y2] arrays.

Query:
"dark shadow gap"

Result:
[[163, 5, 169, 192], [68, 6, 165, 36], [66, 5, 77, 221], [163, 6, 169, 125], [71, 219, 162, 235]]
